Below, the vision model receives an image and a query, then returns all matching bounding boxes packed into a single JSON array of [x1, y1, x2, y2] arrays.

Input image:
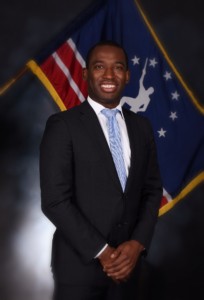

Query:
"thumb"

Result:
[[110, 249, 120, 259]]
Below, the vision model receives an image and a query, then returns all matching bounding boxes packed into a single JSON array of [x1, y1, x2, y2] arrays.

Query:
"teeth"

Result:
[[101, 84, 116, 88]]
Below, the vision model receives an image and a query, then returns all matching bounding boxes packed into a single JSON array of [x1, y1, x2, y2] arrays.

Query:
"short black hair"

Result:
[[85, 40, 129, 70]]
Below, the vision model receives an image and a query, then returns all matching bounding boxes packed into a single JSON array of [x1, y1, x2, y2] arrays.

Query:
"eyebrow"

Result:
[[91, 60, 104, 65], [91, 60, 126, 67], [115, 61, 126, 67]]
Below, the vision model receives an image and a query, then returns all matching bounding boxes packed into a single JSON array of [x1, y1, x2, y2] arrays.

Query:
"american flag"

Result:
[[27, 0, 204, 216]]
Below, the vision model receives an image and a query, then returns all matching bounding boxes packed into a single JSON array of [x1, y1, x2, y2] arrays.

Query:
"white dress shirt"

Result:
[[87, 97, 131, 176], [87, 96, 131, 258]]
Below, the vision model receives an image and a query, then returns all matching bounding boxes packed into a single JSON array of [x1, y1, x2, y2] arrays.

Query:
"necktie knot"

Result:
[[101, 108, 119, 119]]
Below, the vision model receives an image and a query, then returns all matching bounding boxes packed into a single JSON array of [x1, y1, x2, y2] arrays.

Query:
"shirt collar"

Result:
[[87, 96, 125, 119]]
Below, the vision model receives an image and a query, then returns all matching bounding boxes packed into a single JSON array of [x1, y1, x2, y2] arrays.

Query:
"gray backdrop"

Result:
[[0, 1, 203, 300]]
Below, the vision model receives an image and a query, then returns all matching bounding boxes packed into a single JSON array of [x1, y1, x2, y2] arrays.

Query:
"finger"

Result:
[[104, 253, 128, 269], [105, 255, 132, 272], [110, 249, 120, 259], [107, 265, 133, 280], [105, 258, 131, 274]]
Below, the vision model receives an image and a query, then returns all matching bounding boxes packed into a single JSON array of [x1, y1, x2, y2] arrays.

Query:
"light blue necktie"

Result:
[[101, 109, 127, 191]]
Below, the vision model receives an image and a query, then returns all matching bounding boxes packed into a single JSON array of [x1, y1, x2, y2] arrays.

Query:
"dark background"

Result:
[[0, 1, 203, 300]]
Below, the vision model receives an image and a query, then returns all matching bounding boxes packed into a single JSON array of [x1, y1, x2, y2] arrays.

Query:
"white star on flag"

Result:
[[169, 112, 178, 121], [149, 58, 158, 67], [171, 90, 180, 100], [131, 55, 140, 65], [164, 71, 172, 81], [158, 128, 167, 137]]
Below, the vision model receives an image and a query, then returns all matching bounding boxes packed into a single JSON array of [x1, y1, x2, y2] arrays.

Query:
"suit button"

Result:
[[117, 223, 122, 228]]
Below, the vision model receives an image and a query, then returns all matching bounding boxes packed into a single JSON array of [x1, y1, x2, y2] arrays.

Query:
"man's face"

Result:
[[83, 45, 130, 108]]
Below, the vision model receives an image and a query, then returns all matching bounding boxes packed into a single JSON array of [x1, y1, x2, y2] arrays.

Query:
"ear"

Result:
[[82, 68, 88, 81], [126, 70, 130, 84]]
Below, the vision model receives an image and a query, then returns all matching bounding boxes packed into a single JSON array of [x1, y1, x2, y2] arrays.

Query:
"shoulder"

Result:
[[123, 107, 153, 132], [46, 101, 89, 125], [48, 104, 81, 121], [122, 108, 156, 145]]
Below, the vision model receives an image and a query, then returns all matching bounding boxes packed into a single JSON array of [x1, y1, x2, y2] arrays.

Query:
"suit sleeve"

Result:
[[131, 118, 163, 250], [40, 114, 106, 263]]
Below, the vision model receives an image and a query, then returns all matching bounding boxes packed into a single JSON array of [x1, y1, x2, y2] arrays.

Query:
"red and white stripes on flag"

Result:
[[35, 38, 88, 109]]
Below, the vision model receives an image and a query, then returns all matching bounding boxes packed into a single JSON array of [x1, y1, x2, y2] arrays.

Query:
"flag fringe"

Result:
[[26, 60, 66, 111], [159, 172, 204, 216], [0, 66, 28, 96], [135, 0, 204, 115]]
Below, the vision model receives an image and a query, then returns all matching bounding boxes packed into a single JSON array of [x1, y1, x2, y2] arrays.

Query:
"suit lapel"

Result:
[[123, 108, 140, 192], [79, 101, 122, 191]]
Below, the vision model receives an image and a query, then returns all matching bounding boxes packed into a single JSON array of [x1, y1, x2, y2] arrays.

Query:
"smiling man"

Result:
[[40, 41, 162, 300], [83, 42, 130, 108]]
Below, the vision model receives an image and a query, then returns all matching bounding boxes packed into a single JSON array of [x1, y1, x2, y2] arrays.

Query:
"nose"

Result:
[[103, 67, 115, 79]]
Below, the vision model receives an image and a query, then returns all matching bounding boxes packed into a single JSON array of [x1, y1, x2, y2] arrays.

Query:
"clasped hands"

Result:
[[98, 240, 144, 283]]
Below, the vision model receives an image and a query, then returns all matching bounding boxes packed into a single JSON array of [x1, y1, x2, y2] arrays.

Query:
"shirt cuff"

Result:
[[94, 244, 108, 258]]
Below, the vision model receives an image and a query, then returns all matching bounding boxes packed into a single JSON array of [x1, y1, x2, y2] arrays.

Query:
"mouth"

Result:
[[100, 83, 117, 93]]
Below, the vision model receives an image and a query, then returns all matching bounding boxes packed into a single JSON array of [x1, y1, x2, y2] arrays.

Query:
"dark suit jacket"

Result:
[[40, 100, 162, 285]]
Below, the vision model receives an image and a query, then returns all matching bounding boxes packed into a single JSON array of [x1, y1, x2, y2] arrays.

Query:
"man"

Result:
[[40, 41, 162, 300]]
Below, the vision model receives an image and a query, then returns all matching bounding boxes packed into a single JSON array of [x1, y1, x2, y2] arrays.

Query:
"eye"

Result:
[[114, 65, 125, 71], [94, 64, 104, 70]]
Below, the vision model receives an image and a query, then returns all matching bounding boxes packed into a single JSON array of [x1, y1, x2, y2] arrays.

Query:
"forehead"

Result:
[[89, 45, 126, 64]]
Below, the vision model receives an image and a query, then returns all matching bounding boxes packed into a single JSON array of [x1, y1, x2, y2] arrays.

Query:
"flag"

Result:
[[27, 0, 204, 216]]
